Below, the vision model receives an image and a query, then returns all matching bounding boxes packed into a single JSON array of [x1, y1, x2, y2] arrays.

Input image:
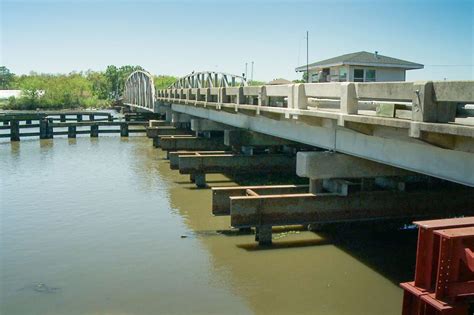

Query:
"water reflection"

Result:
[[1, 137, 413, 315]]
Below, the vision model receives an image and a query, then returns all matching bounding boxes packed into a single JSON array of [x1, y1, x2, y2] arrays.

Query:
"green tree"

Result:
[[0, 66, 15, 89]]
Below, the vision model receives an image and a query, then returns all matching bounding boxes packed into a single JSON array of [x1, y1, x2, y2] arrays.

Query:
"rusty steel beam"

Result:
[[169, 151, 233, 170], [178, 154, 296, 175], [212, 185, 309, 216], [146, 126, 193, 138], [229, 189, 474, 228]]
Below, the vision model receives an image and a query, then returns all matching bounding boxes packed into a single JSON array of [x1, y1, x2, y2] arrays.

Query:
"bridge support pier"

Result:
[[147, 126, 192, 139], [255, 225, 272, 246], [229, 188, 474, 244], [169, 151, 232, 169], [159, 136, 228, 151], [177, 153, 296, 187]]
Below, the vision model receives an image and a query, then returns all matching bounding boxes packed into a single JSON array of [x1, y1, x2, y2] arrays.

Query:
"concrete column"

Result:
[[340, 82, 358, 114], [255, 226, 272, 245], [68, 126, 76, 138], [291, 84, 308, 110], [120, 123, 129, 137], [258, 86, 268, 106], [10, 120, 20, 141], [296, 151, 412, 179]]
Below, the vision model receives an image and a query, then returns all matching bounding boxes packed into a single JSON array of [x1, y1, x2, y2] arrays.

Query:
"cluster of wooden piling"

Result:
[[148, 115, 474, 246], [0, 111, 159, 141]]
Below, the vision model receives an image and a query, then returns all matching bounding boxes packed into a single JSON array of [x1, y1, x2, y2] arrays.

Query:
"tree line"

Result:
[[0, 66, 177, 110]]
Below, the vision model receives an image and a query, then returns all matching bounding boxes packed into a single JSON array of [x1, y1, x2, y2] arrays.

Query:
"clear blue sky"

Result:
[[1, 0, 473, 81]]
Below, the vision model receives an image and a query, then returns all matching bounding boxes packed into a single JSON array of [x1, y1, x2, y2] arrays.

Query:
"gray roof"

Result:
[[296, 51, 424, 71]]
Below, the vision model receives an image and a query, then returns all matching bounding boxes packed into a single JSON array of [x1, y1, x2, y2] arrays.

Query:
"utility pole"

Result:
[[245, 62, 248, 80], [306, 31, 309, 83], [251, 61, 254, 84]]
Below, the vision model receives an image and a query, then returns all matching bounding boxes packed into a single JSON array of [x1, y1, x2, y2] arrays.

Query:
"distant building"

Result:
[[295, 51, 423, 83]]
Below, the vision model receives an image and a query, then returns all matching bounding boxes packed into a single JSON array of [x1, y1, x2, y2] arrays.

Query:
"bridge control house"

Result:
[[296, 51, 423, 82]]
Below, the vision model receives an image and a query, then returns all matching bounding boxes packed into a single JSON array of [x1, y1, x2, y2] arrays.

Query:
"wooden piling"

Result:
[[77, 114, 83, 122], [68, 126, 77, 138], [90, 124, 99, 137], [40, 119, 48, 139], [89, 114, 95, 121], [120, 123, 129, 137], [10, 120, 20, 141], [60, 114, 66, 122]]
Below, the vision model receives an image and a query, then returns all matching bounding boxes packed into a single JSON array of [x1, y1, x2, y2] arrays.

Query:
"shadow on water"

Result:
[[313, 222, 417, 285]]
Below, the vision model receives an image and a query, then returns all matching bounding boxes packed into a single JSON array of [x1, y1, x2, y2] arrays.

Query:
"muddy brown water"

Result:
[[0, 136, 417, 315]]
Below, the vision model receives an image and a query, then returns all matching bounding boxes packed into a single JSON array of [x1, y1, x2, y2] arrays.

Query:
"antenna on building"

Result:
[[306, 31, 309, 83]]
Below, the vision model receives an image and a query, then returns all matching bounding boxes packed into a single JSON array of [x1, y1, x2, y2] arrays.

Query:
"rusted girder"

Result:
[[178, 154, 296, 175], [146, 126, 193, 138], [169, 151, 233, 170], [212, 185, 309, 216], [229, 189, 474, 228], [160, 136, 229, 151]]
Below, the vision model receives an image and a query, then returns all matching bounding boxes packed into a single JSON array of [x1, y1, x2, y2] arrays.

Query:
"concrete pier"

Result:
[[159, 136, 228, 151]]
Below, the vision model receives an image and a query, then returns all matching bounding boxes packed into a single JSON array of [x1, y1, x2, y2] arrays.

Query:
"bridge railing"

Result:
[[157, 81, 474, 125]]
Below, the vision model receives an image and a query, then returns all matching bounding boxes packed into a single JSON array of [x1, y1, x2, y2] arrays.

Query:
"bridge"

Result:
[[123, 70, 474, 187], [124, 69, 474, 244]]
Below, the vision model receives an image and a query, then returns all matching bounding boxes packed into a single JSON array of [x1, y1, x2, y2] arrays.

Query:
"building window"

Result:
[[366, 69, 376, 82], [339, 67, 347, 81], [354, 69, 364, 82]]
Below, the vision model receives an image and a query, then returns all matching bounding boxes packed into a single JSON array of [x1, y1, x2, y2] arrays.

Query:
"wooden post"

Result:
[[10, 120, 20, 141], [25, 120, 32, 125], [40, 119, 48, 139], [47, 119, 54, 138], [90, 124, 99, 137], [3, 121, 9, 126], [77, 114, 83, 122], [108, 114, 113, 122], [60, 114, 66, 122], [89, 114, 95, 121], [68, 126, 76, 138], [120, 122, 129, 137]]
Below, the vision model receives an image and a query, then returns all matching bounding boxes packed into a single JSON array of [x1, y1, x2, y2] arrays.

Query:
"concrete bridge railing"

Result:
[[157, 81, 474, 126]]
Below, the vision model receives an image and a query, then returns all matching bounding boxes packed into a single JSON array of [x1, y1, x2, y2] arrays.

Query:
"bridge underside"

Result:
[[164, 102, 473, 187]]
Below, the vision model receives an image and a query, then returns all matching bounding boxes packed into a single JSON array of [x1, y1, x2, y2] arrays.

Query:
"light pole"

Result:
[[306, 31, 309, 83]]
